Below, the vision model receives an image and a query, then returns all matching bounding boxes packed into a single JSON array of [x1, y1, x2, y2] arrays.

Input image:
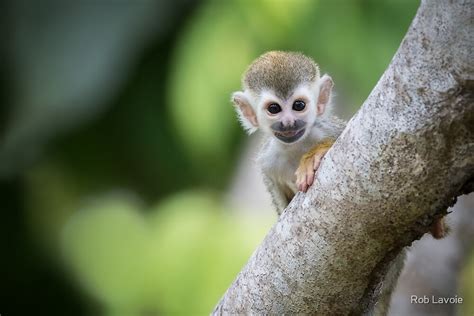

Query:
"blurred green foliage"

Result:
[[62, 192, 271, 315], [460, 252, 474, 315]]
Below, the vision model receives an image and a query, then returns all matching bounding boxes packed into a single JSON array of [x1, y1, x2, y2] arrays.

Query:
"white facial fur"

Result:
[[255, 84, 317, 143], [232, 75, 333, 144]]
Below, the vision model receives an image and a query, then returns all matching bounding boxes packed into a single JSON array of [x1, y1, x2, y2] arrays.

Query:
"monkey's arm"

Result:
[[262, 174, 292, 215], [295, 138, 335, 192]]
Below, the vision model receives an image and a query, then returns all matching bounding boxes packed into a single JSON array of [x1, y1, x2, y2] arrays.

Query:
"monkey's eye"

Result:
[[267, 103, 282, 114], [292, 100, 306, 111]]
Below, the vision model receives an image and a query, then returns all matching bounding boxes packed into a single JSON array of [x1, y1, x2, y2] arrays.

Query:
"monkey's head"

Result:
[[232, 51, 334, 144]]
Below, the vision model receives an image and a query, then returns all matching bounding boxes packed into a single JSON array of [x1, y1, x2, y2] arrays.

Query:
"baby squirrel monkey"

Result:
[[232, 51, 447, 315], [232, 51, 345, 214]]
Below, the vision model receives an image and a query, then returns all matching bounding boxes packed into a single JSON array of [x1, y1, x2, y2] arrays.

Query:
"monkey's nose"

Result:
[[280, 121, 296, 131]]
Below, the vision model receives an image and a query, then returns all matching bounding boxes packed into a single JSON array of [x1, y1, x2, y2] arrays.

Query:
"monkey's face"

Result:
[[257, 85, 317, 144], [232, 73, 333, 141]]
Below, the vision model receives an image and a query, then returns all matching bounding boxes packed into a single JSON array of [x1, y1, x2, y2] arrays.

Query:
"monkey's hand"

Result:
[[295, 139, 335, 192]]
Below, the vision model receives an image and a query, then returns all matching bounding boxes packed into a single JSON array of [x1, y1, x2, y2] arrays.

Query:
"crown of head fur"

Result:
[[243, 51, 320, 100]]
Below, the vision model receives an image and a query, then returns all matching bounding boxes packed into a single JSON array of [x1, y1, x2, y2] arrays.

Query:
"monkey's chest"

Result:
[[266, 156, 300, 194]]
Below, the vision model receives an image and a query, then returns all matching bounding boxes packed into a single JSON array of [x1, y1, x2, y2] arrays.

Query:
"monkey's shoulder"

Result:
[[311, 116, 346, 139]]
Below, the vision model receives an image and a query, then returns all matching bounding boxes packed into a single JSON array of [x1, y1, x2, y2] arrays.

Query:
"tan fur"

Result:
[[300, 138, 335, 164], [295, 138, 336, 191], [243, 51, 320, 100]]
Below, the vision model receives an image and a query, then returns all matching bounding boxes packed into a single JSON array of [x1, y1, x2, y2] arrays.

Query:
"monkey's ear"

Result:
[[316, 74, 334, 115], [231, 91, 258, 134]]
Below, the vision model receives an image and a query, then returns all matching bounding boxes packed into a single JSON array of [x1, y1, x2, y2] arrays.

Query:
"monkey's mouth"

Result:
[[274, 128, 306, 143]]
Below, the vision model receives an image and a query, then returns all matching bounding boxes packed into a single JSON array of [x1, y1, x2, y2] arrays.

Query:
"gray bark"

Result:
[[213, 0, 473, 315]]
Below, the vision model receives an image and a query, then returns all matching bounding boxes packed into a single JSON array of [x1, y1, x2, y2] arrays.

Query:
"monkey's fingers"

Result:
[[308, 154, 324, 186], [299, 174, 310, 192], [295, 167, 307, 192], [313, 155, 322, 171], [299, 182, 309, 192], [295, 163, 309, 192], [295, 156, 319, 192], [305, 163, 315, 190], [304, 155, 323, 189]]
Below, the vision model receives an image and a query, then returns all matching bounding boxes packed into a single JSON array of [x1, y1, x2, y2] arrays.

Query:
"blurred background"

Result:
[[0, 1, 472, 315]]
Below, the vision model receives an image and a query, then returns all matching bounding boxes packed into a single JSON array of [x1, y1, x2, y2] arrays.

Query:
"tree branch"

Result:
[[213, 0, 473, 314]]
